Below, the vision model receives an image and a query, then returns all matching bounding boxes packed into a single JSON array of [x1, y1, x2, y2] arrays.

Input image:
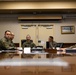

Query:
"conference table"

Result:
[[0, 48, 76, 75]]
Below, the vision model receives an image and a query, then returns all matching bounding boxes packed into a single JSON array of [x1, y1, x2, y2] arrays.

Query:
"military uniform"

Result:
[[22, 40, 36, 48], [0, 37, 16, 59], [0, 37, 16, 50], [10, 40, 16, 48]]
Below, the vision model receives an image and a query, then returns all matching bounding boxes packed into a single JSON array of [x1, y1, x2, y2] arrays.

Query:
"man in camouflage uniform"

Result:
[[22, 35, 36, 58], [22, 34, 36, 48], [0, 30, 16, 50], [0, 30, 16, 59]]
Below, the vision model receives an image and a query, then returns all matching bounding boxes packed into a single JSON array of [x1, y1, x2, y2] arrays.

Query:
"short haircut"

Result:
[[49, 36, 53, 39], [5, 30, 11, 34], [11, 33, 14, 36], [26, 34, 31, 38]]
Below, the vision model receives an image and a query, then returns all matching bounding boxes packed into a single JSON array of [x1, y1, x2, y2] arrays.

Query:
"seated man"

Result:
[[46, 36, 57, 49], [0, 30, 16, 50], [0, 30, 17, 59], [10, 32, 16, 47], [22, 35, 36, 48]]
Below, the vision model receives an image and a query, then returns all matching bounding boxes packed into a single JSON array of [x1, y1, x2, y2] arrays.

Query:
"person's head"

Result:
[[10, 33, 14, 40], [4, 30, 11, 39], [26, 35, 31, 41], [48, 36, 53, 42]]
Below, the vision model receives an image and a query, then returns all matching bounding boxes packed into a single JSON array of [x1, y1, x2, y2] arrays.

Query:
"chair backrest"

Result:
[[46, 42, 50, 48], [56, 43, 63, 48], [21, 39, 33, 47]]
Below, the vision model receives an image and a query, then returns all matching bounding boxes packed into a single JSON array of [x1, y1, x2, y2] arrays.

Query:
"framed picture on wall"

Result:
[[61, 26, 75, 34]]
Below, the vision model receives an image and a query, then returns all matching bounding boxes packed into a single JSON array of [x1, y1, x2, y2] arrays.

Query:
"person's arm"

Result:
[[53, 41, 57, 48], [31, 42, 36, 48], [22, 42, 28, 49], [68, 44, 76, 49], [0, 39, 9, 50], [0, 39, 16, 50]]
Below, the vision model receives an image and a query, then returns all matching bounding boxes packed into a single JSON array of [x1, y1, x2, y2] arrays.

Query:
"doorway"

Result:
[[20, 23, 54, 48]]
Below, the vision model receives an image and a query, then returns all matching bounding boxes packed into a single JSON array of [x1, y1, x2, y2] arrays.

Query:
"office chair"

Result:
[[21, 39, 33, 47]]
